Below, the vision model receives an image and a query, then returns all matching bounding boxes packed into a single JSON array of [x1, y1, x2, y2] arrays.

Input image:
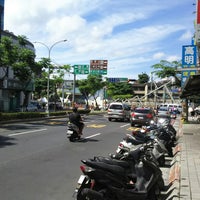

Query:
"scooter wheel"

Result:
[[78, 188, 104, 200], [69, 137, 75, 142]]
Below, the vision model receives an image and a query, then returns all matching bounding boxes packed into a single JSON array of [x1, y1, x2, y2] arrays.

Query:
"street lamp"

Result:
[[34, 39, 67, 116]]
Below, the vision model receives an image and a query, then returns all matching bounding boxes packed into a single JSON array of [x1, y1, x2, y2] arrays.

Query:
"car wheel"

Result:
[[108, 118, 112, 121]]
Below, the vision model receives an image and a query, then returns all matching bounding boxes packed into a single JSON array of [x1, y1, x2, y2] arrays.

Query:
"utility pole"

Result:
[[72, 72, 76, 108]]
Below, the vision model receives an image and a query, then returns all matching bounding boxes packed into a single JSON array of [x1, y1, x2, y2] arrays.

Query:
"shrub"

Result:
[[0, 109, 91, 122]]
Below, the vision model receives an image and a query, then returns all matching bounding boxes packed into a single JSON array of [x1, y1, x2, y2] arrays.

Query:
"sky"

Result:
[[3, 0, 196, 80]]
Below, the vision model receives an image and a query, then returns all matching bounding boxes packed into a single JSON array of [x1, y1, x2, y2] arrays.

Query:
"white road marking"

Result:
[[85, 133, 101, 139], [8, 128, 47, 137], [120, 124, 130, 128]]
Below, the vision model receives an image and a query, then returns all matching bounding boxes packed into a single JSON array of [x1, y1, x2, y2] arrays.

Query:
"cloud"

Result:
[[153, 52, 165, 60], [179, 30, 193, 41], [4, 0, 194, 79], [166, 55, 181, 62]]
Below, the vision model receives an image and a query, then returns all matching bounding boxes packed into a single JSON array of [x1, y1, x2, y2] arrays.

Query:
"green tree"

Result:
[[87, 74, 105, 109], [12, 36, 36, 83], [151, 60, 181, 86], [0, 37, 18, 80], [34, 58, 50, 99], [0, 35, 37, 106], [34, 57, 71, 109], [76, 79, 90, 108], [138, 72, 149, 84], [106, 81, 133, 100], [76, 74, 105, 109], [50, 64, 70, 110]]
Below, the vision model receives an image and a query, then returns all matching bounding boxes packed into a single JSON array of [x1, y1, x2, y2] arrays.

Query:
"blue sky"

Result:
[[4, 0, 196, 80]]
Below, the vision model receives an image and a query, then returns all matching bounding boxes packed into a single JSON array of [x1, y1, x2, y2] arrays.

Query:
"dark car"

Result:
[[130, 107, 155, 126]]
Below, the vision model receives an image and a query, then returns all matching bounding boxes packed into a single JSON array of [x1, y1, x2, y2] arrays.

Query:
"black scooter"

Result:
[[73, 145, 165, 200], [66, 122, 81, 142]]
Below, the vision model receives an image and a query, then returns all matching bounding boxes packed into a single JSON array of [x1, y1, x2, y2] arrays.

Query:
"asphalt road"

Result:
[[0, 114, 135, 200]]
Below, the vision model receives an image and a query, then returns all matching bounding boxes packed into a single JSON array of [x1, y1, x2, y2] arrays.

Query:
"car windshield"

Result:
[[134, 109, 151, 114], [159, 107, 168, 111], [109, 105, 123, 110]]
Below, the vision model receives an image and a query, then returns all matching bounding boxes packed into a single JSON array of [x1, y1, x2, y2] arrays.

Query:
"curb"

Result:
[[165, 119, 183, 199]]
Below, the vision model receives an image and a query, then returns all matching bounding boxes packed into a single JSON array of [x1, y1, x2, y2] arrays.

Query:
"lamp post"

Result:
[[34, 39, 67, 116]]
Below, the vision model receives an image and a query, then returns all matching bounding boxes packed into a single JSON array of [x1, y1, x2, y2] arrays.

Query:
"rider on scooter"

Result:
[[69, 107, 84, 136]]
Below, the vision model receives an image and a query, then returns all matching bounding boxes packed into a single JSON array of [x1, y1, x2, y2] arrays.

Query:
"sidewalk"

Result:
[[179, 118, 200, 199]]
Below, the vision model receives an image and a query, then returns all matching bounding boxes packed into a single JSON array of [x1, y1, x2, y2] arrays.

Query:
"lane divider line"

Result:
[[85, 133, 101, 139], [8, 128, 47, 137], [120, 124, 130, 128]]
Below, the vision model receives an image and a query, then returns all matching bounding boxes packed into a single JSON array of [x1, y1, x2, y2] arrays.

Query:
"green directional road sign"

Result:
[[73, 65, 89, 74], [90, 69, 107, 75]]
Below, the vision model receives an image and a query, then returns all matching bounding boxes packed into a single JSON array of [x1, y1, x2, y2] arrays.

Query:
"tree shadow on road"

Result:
[[0, 135, 16, 148]]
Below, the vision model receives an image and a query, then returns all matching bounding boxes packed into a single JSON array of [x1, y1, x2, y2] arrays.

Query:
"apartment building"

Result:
[[0, 30, 35, 112]]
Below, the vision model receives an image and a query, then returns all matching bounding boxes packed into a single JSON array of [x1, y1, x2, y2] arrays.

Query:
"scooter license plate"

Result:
[[72, 175, 88, 198], [77, 175, 87, 185], [67, 130, 73, 134]]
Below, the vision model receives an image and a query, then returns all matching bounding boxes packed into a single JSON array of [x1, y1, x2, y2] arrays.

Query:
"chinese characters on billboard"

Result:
[[90, 60, 108, 75], [181, 45, 197, 87]]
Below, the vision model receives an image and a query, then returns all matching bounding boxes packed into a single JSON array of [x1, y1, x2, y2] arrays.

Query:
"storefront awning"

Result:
[[180, 74, 200, 98]]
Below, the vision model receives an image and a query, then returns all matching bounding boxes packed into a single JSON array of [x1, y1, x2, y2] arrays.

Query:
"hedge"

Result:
[[0, 109, 91, 122]]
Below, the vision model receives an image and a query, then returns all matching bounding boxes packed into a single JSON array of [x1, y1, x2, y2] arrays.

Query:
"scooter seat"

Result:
[[82, 160, 126, 176], [125, 135, 145, 145], [93, 156, 130, 168]]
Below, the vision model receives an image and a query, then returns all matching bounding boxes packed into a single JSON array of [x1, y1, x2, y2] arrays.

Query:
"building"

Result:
[[0, 1, 35, 112], [129, 80, 181, 107], [0, 0, 4, 31]]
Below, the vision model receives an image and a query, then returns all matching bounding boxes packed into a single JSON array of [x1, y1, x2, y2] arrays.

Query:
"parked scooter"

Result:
[[66, 122, 81, 142], [73, 145, 165, 200], [154, 121, 175, 157], [147, 117, 176, 157], [113, 132, 167, 167]]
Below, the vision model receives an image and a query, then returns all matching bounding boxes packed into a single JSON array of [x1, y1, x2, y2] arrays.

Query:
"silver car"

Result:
[[157, 106, 170, 118], [107, 102, 131, 122]]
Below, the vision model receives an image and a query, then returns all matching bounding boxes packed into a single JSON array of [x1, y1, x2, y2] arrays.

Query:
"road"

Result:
[[0, 114, 135, 200]]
